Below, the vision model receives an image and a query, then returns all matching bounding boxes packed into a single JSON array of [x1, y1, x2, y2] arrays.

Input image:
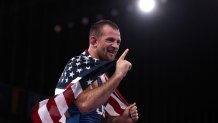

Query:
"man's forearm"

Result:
[[75, 73, 123, 113], [103, 115, 128, 123]]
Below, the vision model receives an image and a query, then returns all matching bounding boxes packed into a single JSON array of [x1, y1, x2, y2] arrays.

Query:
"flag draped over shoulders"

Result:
[[32, 51, 128, 123]]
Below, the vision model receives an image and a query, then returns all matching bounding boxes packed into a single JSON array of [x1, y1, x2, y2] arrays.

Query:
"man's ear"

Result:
[[89, 36, 98, 48]]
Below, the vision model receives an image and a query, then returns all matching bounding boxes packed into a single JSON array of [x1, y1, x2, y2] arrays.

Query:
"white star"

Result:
[[94, 59, 98, 62], [71, 57, 75, 61], [64, 72, 67, 76], [77, 68, 82, 73], [83, 56, 89, 61], [69, 71, 74, 77], [87, 79, 93, 85], [84, 60, 89, 64], [76, 56, 81, 62], [82, 52, 86, 55], [86, 66, 90, 70], [76, 62, 81, 67], [61, 78, 64, 83], [65, 78, 68, 83], [68, 66, 72, 70]]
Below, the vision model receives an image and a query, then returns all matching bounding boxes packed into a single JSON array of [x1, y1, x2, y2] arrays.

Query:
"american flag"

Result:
[[32, 51, 128, 123]]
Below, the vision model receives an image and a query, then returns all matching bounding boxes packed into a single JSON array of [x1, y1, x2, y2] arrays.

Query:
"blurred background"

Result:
[[0, 0, 218, 122]]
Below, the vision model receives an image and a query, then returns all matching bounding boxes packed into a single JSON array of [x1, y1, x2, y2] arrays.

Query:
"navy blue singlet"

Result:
[[66, 77, 105, 123]]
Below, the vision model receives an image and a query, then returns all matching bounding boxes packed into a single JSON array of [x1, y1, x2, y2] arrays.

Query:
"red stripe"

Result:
[[32, 87, 76, 123], [63, 88, 75, 107], [32, 104, 42, 123], [108, 96, 125, 115], [46, 96, 61, 123], [114, 89, 129, 106]]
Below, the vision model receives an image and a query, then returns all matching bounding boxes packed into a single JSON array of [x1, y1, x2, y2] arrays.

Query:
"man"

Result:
[[55, 20, 138, 123]]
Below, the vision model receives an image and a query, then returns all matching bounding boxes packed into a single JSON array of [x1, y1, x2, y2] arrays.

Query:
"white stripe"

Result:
[[105, 103, 119, 116], [59, 115, 66, 123], [72, 82, 82, 98], [39, 99, 49, 107], [99, 74, 107, 83], [55, 93, 69, 116], [111, 93, 126, 109], [38, 102, 54, 123], [55, 88, 65, 95], [71, 77, 82, 84], [55, 77, 81, 95]]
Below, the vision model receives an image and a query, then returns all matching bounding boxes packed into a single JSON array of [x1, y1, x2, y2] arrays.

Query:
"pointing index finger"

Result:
[[119, 49, 129, 60]]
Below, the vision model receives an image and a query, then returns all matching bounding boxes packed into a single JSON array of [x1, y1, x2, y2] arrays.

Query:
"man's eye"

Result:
[[106, 38, 114, 42]]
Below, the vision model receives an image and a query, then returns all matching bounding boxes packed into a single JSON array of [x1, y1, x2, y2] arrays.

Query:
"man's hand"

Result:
[[115, 49, 132, 79], [103, 103, 139, 123], [120, 103, 139, 123]]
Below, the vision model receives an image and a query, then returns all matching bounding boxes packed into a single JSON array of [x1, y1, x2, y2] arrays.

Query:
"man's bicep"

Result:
[[74, 80, 98, 101], [74, 80, 99, 112]]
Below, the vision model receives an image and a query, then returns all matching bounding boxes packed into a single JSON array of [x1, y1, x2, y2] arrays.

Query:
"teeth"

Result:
[[108, 49, 117, 54], [108, 51, 115, 54], [108, 50, 113, 53]]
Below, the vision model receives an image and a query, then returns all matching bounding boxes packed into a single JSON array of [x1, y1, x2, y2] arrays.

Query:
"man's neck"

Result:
[[87, 48, 99, 59]]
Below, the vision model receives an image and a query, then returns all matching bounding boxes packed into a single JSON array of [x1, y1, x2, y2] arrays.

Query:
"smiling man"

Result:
[[55, 20, 138, 123], [88, 21, 121, 61]]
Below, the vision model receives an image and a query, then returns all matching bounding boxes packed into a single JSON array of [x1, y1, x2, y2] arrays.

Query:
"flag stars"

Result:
[[76, 62, 81, 67], [87, 79, 93, 85], [94, 59, 98, 63], [77, 68, 82, 73], [71, 57, 75, 61], [83, 56, 89, 61], [76, 57, 81, 62], [65, 78, 68, 83], [84, 60, 89, 64], [64, 72, 67, 76], [86, 66, 90, 70], [68, 66, 72, 70], [61, 77, 64, 83], [69, 71, 74, 78]]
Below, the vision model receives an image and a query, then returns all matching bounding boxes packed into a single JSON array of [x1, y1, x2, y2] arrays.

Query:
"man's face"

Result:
[[96, 25, 121, 61]]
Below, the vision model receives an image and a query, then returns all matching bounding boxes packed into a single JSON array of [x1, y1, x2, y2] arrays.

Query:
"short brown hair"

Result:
[[89, 20, 119, 38]]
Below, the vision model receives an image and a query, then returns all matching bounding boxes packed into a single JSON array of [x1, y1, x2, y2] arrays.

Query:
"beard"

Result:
[[97, 48, 116, 61]]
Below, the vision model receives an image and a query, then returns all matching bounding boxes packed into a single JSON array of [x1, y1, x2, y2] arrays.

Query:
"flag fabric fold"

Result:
[[32, 51, 128, 123]]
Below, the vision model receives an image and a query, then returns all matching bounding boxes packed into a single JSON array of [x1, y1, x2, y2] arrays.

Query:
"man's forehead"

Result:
[[102, 31, 121, 40], [102, 24, 119, 31], [101, 27, 120, 35]]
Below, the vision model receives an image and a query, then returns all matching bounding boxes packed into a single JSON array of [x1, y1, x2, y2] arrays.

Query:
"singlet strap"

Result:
[[97, 76, 108, 106], [97, 77, 103, 86]]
